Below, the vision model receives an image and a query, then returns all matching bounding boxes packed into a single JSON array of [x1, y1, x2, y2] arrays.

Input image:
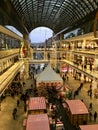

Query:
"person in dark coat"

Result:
[[89, 102, 92, 110], [89, 111, 92, 121], [94, 111, 97, 122], [17, 99, 20, 107], [12, 108, 17, 120]]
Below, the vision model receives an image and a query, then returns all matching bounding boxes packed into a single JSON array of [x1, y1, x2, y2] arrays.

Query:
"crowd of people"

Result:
[[0, 64, 98, 129]]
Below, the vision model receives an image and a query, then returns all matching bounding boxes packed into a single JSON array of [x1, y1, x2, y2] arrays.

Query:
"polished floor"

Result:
[[66, 76, 98, 125], [0, 75, 98, 130], [0, 79, 33, 130]]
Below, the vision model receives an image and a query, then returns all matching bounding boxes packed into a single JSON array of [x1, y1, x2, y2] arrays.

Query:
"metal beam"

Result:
[[0, 0, 28, 34]]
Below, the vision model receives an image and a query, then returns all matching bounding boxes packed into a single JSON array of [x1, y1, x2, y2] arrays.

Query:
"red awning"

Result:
[[26, 114, 50, 130], [79, 124, 98, 130], [66, 100, 89, 115], [28, 97, 46, 110], [63, 86, 72, 91]]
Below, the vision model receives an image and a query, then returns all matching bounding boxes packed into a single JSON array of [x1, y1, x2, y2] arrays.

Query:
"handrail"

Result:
[[0, 61, 24, 95]]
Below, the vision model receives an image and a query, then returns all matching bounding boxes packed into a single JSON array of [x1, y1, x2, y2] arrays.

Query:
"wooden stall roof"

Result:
[[66, 99, 89, 115], [26, 114, 50, 130], [28, 97, 46, 110], [79, 124, 98, 130]]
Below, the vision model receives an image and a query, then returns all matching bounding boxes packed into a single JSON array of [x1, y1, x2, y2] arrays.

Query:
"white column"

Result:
[[24, 62, 29, 79], [44, 51, 47, 60], [94, 58, 98, 71], [92, 78, 97, 89], [81, 73, 84, 81], [82, 39, 86, 50], [92, 78, 98, 98]]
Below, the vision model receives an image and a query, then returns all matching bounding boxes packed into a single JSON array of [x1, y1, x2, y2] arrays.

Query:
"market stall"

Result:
[[36, 64, 63, 90], [57, 85, 72, 100], [79, 124, 98, 130], [27, 97, 47, 114], [26, 114, 50, 130], [65, 99, 89, 127]]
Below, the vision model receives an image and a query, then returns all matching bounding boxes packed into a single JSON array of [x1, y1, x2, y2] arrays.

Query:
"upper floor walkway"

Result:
[[0, 61, 24, 96], [0, 57, 98, 96]]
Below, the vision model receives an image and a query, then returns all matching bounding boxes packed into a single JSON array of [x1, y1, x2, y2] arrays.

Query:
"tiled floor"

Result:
[[0, 75, 98, 130], [0, 79, 33, 130], [65, 75, 98, 124]]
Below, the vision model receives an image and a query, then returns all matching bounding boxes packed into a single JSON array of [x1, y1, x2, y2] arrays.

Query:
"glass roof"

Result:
[[4, 0, 98, 33]]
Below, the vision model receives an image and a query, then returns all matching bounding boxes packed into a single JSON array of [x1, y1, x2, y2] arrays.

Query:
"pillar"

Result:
[[22, 32, 31, 58], [82, 39, 86, 49], [94, 58, 98, 71], [60, 33, 64, 40], [82, 56, 85, 69], [81, 73, 84, 81], [24, 61, 29, 79], [92, 78, 97, 89], [44, 51, 47, 60], [60, 33, 64, 48], [92, 78, 98, 98], [71, 42, 74, 50]]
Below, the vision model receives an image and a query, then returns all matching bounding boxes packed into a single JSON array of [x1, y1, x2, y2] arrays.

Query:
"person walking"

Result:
[[89, 102, 92, 111], [89, 111, 92, 121], [94, 111, 97, 122], [17, 99, 20, 107], [12, 108, 17, 120], [89, 90, 92, 99], [12, 111, 15, 120]]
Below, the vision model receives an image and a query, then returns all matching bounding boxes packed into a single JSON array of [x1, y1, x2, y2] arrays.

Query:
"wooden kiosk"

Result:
[[65, 100, 89, 126], [26, 114, 50, 130], [79, 124, 98, 130], [27, 97, 47, 114]]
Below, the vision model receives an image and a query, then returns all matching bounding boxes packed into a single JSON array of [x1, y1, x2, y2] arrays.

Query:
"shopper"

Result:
[[89, 111, 92, 121], [17, 99, 20, 107], [94, 111, 97, 122], [12, 108, 17, 120]]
